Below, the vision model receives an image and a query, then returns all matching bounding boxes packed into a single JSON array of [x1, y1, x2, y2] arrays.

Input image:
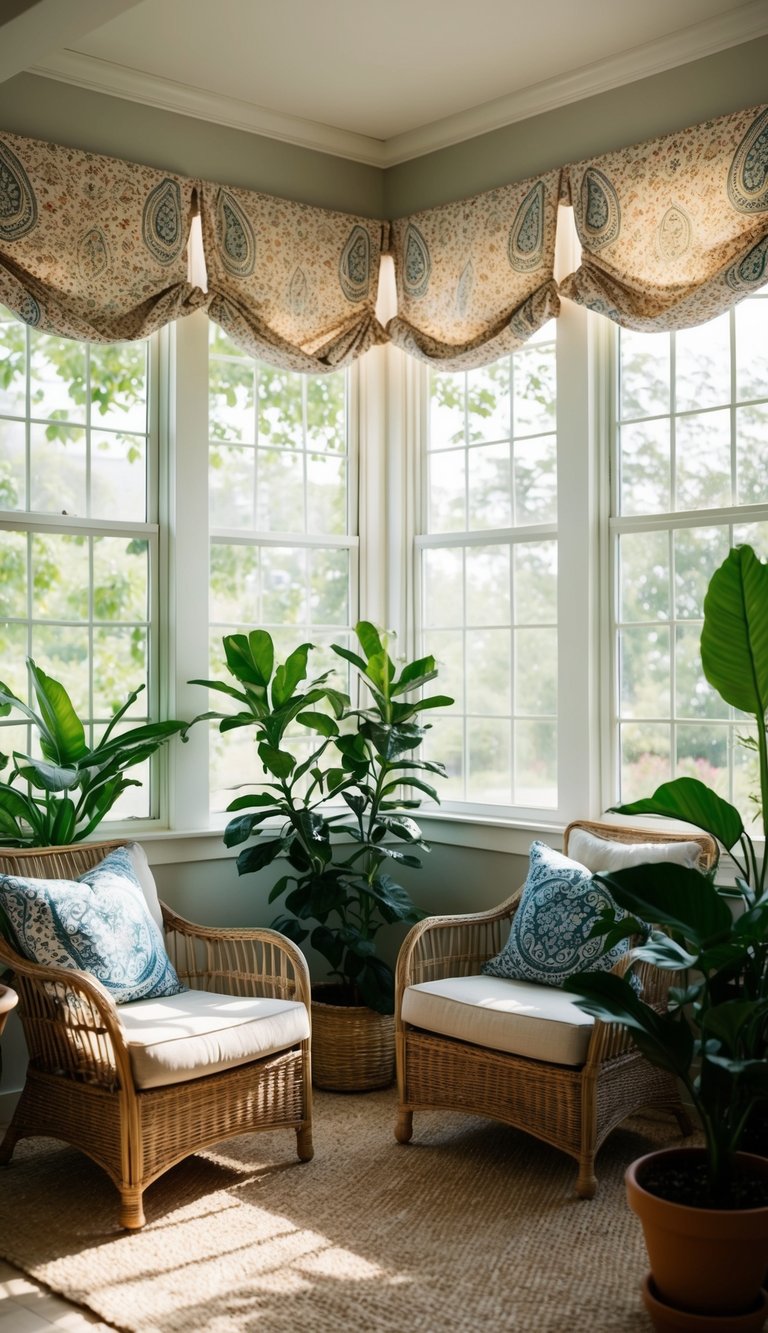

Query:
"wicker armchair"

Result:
[[394, 820, 717, 1198], [0, 841, 313, 1229]]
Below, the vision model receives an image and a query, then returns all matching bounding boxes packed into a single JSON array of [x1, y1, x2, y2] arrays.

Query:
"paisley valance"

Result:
[[0, 130, 202, 341], [387, 169, 562, 370], [559, 103, 768, 330], [0, 104, 766, 370], [197, 181, 389, 373]]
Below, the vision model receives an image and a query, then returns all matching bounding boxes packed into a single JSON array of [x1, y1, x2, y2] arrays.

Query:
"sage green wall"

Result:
[[383, 36, 768, 217], [0, 72, 385, 217]]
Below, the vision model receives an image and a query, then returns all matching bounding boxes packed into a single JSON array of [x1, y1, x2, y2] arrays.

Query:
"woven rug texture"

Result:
[[0, 1088, 681, 1332]]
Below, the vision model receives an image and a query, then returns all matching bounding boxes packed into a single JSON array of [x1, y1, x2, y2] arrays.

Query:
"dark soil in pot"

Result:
[[640, 1158, 768, 1211]]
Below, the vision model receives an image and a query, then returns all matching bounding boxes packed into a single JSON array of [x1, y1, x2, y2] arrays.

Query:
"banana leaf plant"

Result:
[[612, 545, 768, 899], [568, 860, 768, 1205], [193, 623, 452, 1014], [0, 659, 188, 847]]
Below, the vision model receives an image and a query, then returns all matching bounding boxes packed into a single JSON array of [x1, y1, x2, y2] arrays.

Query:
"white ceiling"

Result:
[[6, 0, 768, 164]]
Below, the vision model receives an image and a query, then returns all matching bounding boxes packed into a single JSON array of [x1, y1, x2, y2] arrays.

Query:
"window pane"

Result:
[[0, 308, 26, 416], [737, 404, 768, 505], [423, 547, 463, 628], [513, 343, 556, 435], [466, 546, 509, 627], [514, 542, 557, 624], [619, 531, 669, 622], [210, 444, 254, 528], [30, 423, 86, 516], [620, 328, 670, 419], [209, 356, 255, 442], [614, 292, 768, 819], [675, 409, 731, 511], [423, 340, 558, 813], [0, 314, 156, 823], [735, 298, 768, 402], [428, 449, 466, 532], [469, 719, 511, 804], [259, 367, 303, 444], [429, 371, 464, 449], [467, 362, 510, 443], [515, 720, 556, 807], [674, 527, 729, 619], [309, 548, 349, 626], [514, 434, 556, 525], [88, 342, 147, 434], [29, 332, 86, 424], [0, 418, 25, 510], [675, 315, 730, 412], [91, 431, 146, 522], [619, 420, 670, 516], [467, 442, 511, 529]]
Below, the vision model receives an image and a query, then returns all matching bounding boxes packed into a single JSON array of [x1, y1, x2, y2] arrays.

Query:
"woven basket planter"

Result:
[[311, 984, 395, 1092]]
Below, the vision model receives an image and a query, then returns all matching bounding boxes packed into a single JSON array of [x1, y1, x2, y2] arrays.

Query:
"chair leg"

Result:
[[119, 1186, 146, 1230], [296, 1123, 314, 1161], [395, 1107, 413, 1144], [576, 1155, 597, 1199]]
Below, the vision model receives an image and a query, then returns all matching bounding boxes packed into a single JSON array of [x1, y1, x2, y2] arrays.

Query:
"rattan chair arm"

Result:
[[396, 891, 522, 995], [160, 905, 312, 1008], [0, 937, 135, 1089]]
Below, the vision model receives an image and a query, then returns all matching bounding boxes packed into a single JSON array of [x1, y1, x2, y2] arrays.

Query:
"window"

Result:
[[612, 290, 768, 811], [207, 324, 357, 812], [416, 325, 558, 814], [0, 308, 156, 818]]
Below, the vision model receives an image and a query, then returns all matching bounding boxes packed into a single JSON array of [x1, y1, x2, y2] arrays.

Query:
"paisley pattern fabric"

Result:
[[0, 130, 202, 341], [198, 180, 388, 372], [560, 103, 768, 331], [483, 841, 634, 988], [0, 846, 185, 1005], [388, 168, 562, 369]]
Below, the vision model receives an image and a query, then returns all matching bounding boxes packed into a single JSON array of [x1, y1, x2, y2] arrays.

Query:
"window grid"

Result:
[[0, 313, 158, 818], [418, 330, 559, 814], [207, 326, 358, 813], [612, 294, 768, 812]]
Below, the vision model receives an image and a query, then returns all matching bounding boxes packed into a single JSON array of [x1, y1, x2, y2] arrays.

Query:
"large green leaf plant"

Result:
[[613, 545, 768, 897], [194, 622, 452, 1014], [568, 544, 768, 1203], [0, 659, 188, 846]]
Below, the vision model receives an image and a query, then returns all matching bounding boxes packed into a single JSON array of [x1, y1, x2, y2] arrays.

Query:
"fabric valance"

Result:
[[387, 169, 562, 370], [0, 130, 202, 341], [0, 105, 766, 371], [559, 103, 768, 330], [198, 181, 388, 372]]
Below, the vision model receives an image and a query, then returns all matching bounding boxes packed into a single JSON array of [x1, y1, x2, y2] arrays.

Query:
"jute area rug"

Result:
[[0, 1089, 681, 1332]]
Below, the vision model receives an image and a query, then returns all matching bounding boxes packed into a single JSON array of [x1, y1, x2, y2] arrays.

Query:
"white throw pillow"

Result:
[[567, 827, 702, 874], [124, 842, 164, 933]]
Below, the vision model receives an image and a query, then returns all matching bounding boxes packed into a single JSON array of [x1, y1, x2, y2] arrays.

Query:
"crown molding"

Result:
[[27, 49, 387, 166], [28, 0, 768, 170], [380, 1, 768, 164]]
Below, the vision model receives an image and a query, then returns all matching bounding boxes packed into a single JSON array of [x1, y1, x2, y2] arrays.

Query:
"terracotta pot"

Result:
[[310, 984, 395, 1092], [627, 1148, 768, 1317], [642, 1276, 768, 1333]]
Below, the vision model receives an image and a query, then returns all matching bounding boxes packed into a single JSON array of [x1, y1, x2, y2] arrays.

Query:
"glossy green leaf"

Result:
[[355, 621, 384, 659], [593, 863, 732, 946], [702, 546, 768, 718], [611, 775, 742, 852], [258, 743, 296, 778], [272, 643, 312, 708], [28, 660, 87, 765]]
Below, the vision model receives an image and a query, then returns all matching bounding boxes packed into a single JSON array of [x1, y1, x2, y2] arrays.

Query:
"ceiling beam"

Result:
[[0, 0, 146, 84]]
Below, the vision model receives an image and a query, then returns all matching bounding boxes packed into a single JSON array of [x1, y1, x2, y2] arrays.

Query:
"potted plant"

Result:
[[193, 621, 452, 1090], [569, 863, 768, 1328], [0, 658, 189, 846], [568, 544, 768, 1329]]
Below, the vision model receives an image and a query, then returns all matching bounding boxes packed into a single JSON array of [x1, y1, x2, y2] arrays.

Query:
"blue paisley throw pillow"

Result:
[[482, 840, 635, 988], [0, 846, 185, 1004]]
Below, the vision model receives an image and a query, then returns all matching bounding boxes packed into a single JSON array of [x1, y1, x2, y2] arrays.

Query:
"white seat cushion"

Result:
[[118, 987, 310, 1089], [402, 974, 595, 1067]]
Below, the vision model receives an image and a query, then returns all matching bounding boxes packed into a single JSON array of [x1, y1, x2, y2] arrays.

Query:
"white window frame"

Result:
[[0, 320, 164, 829]]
